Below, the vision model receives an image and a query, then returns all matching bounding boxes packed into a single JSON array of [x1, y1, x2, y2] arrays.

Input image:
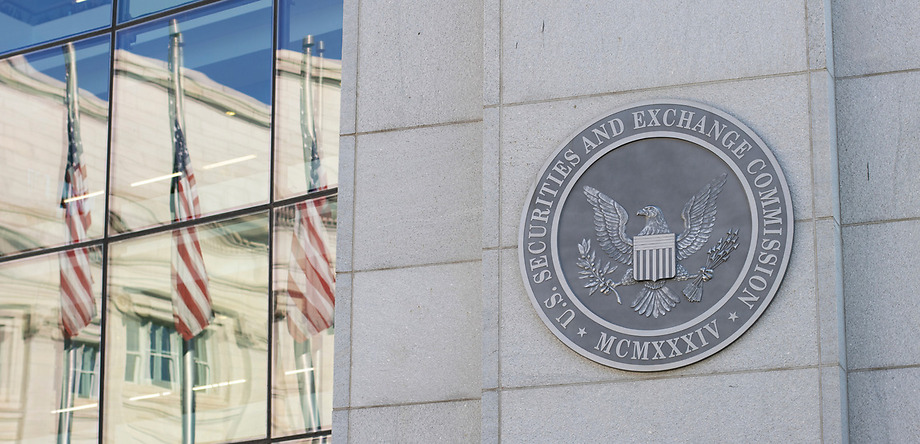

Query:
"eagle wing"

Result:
[[584, 186, 633, 265], [676, 174, 727, 261]]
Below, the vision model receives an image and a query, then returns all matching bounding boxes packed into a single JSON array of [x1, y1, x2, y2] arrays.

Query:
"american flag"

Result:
[[285, 198, 335, 341], [170, 120, 212, 341], [282, 36, 335, 341], [59, 43, 95, 339]]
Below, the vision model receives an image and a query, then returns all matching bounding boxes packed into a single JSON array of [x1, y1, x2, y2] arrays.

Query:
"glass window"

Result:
[[0, 248, 102, 442], [74, 343, 100, 399], [0, 1, 113, 56], [110, 0, 273, 233], [272, 197, 336, 436], [0, 0, 342, 441], [0, 35, 110, 255], [118, 0, 203, 24], [105, 213, 269, 443], [149, 323, 177, 387], [274, 0, 343, 199]]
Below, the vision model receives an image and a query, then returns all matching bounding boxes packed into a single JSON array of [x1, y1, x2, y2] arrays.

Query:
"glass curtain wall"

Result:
[[0, 0, 342, 442]]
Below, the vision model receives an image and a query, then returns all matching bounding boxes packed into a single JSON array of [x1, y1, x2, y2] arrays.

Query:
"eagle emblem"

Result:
[[576, 174, 740, 318]]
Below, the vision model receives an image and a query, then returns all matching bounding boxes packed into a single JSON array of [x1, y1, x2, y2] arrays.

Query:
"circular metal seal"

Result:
[[519, 100, 793, 371]]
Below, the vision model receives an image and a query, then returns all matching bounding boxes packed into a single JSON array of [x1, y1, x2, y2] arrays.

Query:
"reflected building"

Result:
[[0, 0, 342, 442]]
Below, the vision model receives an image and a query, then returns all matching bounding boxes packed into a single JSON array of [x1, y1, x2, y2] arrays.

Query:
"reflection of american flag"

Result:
[[59, 100, 95, 339], [285, 198, 335, 341], [170, 121, 212, 341]]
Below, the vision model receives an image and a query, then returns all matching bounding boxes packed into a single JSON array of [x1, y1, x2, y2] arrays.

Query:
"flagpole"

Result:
[[316, 40, 324, 148], [300, 35, 318, 189], [294, 339, 318, 429], [57, 338, 76, 444], [57, 41, 83, 444], [294, 34, 322, 431], [169, 19, 196, 444]]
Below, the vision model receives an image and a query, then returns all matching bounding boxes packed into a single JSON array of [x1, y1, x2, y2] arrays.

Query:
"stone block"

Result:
[[822, 366, 848, 444], [349, 400, 481, 443], [340, 0, 358, 135], [500, 0, 806, 104], [331, 409, 348, 444], [807, 0, 834, 73], [816, 219, 845, 367], [501, 369, 820, 442], [333, 272, 352, 409], [484, 0, 501, 106], [482, 249, 500, 390], [483, 107, 500, 249], [837, 72, 920, 225], [811, 71, 839, 220], [833, 0, 920, 77], [500, 74, 812, 248], [350, 262, 481, 406], [481, 390, 499, 444], [356, 0, 483, 132], [844, 219, 920, 369], [353, 123, 482, 270], [848, 367, 920, 443], [335, 135, 355, 273]]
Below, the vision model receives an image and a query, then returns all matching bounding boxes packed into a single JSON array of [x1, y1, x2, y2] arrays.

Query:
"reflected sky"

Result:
[[23, 34, 111, 101], [117, 0, 273, 104], [0, 0, 112, 56], [279, 0, 343, 61]]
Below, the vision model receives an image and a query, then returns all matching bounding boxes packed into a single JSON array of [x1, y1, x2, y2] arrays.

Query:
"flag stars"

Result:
[[728, 312, 738, 322], [577, 328, 587, 337]]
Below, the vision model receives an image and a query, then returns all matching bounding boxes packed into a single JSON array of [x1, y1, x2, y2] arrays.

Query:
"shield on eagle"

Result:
[[632, 233, 676, 282]]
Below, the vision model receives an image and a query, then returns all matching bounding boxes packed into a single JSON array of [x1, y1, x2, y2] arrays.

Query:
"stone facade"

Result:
[[336, 0, 920, 442]]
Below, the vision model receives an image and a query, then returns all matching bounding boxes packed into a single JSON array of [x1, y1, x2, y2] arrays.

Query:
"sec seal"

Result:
[[519, 100, 793, 371]]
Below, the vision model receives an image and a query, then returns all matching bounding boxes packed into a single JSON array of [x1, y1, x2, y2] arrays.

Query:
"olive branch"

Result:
[[576, 239, 621, 303]]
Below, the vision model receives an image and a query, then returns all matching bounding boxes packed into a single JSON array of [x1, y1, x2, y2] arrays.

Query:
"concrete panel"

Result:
[[807, 0, 834, 73], [481, 390, 499, 444], [816, 218, 845, 367], [356, 0, 483, 132], [500, 248, 630, 389], [340, 0, 358, 135], [848, 367, 920, 443], [482, 249, 499, 390], [483, 0, 501, 106], [500, 0, 806, 104], [333, 272, 352, 409], [349, 400, 481, 443], [353, 123, 482, 270], [844, 219, 920, 370], [822, 366, 848, 444], [501, 368, 820, 443], [837, 72, 920, 225], [483, 107, 500, 249], [833, 0, 920, 77], [500, 75, 812, 248], [335, 135, 355, 273], [331, 409, 348, 444], [810, 71, 839, 220], [500, 222, 816, 388], [351, 262, 481, 407]]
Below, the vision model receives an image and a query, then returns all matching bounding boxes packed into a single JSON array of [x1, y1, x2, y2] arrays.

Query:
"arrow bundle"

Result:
[[683, 229, 739, 303]]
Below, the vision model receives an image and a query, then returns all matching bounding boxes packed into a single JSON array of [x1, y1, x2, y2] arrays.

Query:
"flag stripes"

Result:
[[633, 233, 676, 282], [170, 122, 212, 341], [60, 42, 95, 339], [285, 200, 335, 341]]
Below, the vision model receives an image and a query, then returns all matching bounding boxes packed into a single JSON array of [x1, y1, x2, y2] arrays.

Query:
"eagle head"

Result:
[[637, 205, 671, 235]]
